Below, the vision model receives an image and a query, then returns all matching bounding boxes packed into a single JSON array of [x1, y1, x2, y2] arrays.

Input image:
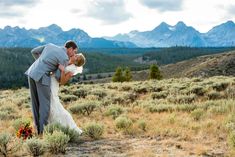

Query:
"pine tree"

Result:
[[124, 67, 132, 82], [149, 64, 162, 80], [112, 67, 124, 82]]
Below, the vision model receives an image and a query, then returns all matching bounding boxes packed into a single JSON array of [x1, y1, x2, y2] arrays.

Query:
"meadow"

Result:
[[0, 76, 235, 156]]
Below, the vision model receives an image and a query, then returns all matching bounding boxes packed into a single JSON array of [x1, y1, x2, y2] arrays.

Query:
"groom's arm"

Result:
[[31, 45, 45, 60]]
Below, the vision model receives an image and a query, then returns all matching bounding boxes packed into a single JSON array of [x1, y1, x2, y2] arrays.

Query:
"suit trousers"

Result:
[[28, 76, 51, 134]]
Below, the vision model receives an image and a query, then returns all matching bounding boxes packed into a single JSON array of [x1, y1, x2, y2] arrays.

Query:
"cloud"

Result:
[[227, 5, 235, 15], [139, 0, 183, 12], [0, 0, 39, 18], [86, 0, 132, 25]]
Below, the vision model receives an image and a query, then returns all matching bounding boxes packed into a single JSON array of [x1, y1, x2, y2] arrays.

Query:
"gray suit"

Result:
[[25, 43, 69, 134]]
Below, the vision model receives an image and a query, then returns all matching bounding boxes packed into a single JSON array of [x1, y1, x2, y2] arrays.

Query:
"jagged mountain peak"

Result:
[[105, 21, 235, 47], [47, 24, 63, 32], [175, 21, 186, 28]]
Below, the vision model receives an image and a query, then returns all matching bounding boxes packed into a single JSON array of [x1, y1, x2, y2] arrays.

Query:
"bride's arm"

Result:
[[58, 65, 73, 85]]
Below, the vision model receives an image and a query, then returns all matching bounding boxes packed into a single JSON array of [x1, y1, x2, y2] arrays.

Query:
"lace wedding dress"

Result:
[[48, 64, 83, 134]]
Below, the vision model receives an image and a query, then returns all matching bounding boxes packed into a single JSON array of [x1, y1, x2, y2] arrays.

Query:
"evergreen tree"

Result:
[[149, 64, 162, 80], [112, 67, 124, 82], [124, 67, 132, 82]]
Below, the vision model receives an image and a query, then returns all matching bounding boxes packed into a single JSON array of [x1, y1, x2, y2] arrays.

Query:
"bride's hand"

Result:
[[58, 64, 65, 72]]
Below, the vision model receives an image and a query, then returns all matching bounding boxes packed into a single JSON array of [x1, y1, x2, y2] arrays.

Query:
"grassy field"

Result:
[[0, 76, 235, 156]]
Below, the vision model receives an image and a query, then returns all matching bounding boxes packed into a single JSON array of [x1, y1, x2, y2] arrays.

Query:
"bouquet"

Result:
[[16, 122, 33, 140]]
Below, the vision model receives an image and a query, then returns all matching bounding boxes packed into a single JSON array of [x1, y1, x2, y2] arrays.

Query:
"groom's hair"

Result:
[[65, 40, 78, 49]]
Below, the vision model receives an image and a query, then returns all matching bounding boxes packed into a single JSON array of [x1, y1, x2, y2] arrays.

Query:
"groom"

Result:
[[25, 40, 78, 135]]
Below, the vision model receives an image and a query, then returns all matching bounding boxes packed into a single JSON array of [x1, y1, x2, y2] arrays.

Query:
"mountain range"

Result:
[[105, 21, 235, 47], [0, 24, 136, 48], [0, 21, 235, 48]]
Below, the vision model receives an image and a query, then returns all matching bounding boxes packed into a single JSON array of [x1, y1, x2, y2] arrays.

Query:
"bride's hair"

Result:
[[75, 53, 86, 67]]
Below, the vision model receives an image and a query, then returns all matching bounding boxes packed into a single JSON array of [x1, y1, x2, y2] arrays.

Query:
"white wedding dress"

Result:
[[48, 64, 83, 134]]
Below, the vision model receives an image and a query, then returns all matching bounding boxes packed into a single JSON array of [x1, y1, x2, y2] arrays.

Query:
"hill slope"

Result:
[[161, 50, 235, 78]]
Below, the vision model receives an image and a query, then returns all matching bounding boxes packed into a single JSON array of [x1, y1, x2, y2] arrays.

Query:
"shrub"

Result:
[[168, 94, 196, 104], [228, 131, 235, 148], [150, 86, 163, 92], [90, 90, 107, 99], [0, 107, 17, 120], [72, 89, 88, 98], [207, 91, 222, 100], [147, 104, 174, 113], [25, 137, 46, 157], [45, 131, 70, 154], [44, 123, 80, 142], [120, 85, 132, 91], [60, 94, 77, 102], [115, 116, 133, 132], [0, 111, 8, 120], [137, 119, 146, 131], [104, 105, 124, 119], [175, 104, 196, 112], [69, 101, 99, 116], [191, 109, 204, 121], [212, 82, 229, 91], [0, 132, 22, 157], [133, 85, 148, 94], [189, 85, 205, 96], [224, 86, 235, 99], [83, 122, 104, 140], [151, 91, 168, 99]]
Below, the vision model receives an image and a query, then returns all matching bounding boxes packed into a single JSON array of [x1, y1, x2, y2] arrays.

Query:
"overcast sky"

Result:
[[0, 0, 234, 37]]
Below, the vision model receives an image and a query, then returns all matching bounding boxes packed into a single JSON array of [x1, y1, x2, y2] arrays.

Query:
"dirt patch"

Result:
[[64, 136, 227, 157]]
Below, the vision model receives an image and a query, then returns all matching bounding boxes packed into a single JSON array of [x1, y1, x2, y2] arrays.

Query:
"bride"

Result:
[[48, 53, 85, 135]]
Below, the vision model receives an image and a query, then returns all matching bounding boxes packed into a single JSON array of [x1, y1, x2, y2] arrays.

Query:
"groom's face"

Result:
[[67, 47, 78, 58]]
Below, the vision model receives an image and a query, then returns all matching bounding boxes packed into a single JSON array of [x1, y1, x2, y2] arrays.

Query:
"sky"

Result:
[[0, 0, 234, 37]]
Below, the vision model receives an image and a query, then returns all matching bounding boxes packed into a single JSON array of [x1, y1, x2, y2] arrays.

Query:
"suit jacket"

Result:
[[25, 43, 69, 86]]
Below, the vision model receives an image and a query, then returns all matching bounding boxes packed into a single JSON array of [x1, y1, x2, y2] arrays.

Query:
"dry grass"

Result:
[[0, 76, 235, 156]]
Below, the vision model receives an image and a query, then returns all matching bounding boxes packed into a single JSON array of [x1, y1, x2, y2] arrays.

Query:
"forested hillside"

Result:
[[1, 47, 235, 89]]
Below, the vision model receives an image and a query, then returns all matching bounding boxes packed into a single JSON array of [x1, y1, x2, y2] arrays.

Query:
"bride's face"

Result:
[[69, 55, 76, 64]]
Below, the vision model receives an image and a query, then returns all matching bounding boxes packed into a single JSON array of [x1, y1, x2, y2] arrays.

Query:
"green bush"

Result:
[[228, 131, 235, 148], [25, 137, 46, 157], [151, 91, 168, 99], [133, 86, 148, 94], [168, 94, 196, 104], [175, 104, 196, 112], [191, 109, 204, 121], [207, 91, 222, 100], [147, 104, 174, 113], [69, 101, 99, 116], [137, 119, 146, 131], [104, 105, 124, 119], [0, 106, 17, 120], [45, 131, 70, 154], [0, 132, 22, 157], [83, 122, 104, 140], [115, 116, 133, 132], [44, 123, 80, 142], [120, 85, 132, 91], [72, 89, 88, 98], [189, 85, 205, 96], [90, 90, 107, 99], [60, 94, 77, 102], [212, 82, 229, 91]]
